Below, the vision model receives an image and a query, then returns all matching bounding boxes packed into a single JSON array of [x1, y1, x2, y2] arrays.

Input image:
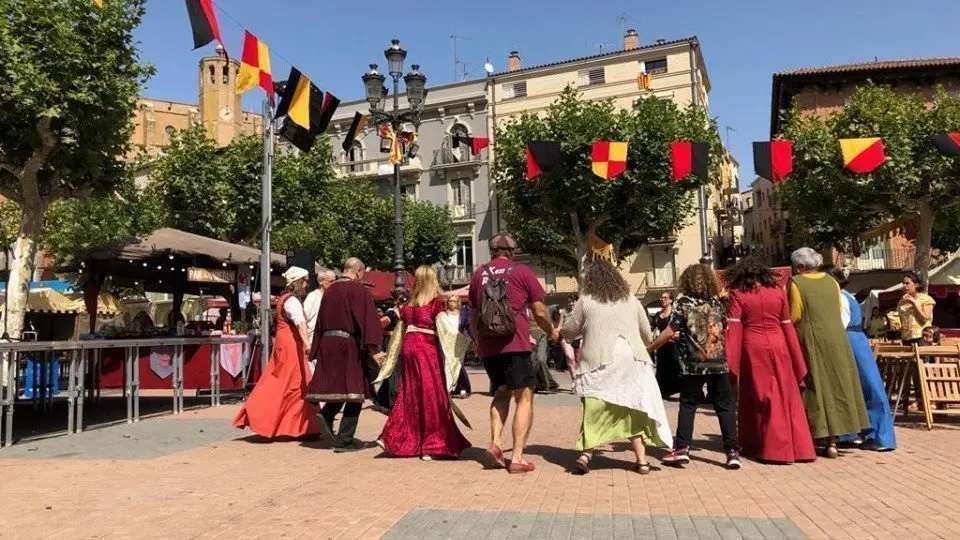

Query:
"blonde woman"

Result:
[[378, 266, 471, 459], [437, 294, 472, 397]]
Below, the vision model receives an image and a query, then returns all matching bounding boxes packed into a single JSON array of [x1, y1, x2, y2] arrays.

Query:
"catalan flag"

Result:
[[671, 141, 709, 182], [931, 133, 960, 157], [341, 112, 369, 152], [525, 141, 561, 180], [840, 137, 885, 174], [591, 141, 628, 181], [236, 31, 273, 97], [752, 140, 793, 183], [184, 0, 224, 51]]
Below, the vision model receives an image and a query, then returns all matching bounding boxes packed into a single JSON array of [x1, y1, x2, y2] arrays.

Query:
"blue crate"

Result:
[[22, 357, 61, 399]]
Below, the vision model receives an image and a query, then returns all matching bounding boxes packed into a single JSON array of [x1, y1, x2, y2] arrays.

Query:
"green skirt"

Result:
[[576, 397, 669, 451]]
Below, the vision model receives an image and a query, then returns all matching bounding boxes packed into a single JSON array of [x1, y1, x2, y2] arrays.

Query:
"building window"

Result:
[[652, 247, 675, 287], [502, 81, 527, 99], [644, 58, 668, 74], [545, 265, 557, 292], [450, 123, 470, 161], [578, 67, 606, 86], [399, 184, 415, 199], [450, 177, 470, 206], [222, 66, 229, 84], [454, 237, 474, 279], [858, 241, 886, 270], [347, 141, 363, 172], [164, 125, 176, 136]]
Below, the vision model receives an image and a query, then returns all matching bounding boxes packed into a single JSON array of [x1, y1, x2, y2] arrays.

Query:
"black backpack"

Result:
[[477, 264, 517, 338]]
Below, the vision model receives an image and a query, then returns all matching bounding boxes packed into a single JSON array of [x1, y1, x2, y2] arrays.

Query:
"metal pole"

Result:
[[392, 75, 405, 291], [260, 99, 275, 370], [690, 42, 712, 267]]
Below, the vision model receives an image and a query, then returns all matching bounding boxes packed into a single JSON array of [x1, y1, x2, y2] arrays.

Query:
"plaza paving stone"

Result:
[[0, 369, 958, 539]]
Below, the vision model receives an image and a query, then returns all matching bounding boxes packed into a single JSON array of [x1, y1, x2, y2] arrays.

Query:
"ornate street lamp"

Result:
[[444, 261, 456, 288], [362, 40, 427, 291]]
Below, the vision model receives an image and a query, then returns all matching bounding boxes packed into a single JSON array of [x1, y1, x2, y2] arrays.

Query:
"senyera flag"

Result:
[[840, 137, 886, 174], [184, 0, 225, 51], [671, 141, 709, 182], [931, 133, 960, 157], [752, 140, 793, 183], [236, 31, 273, 97], [591, 141, 628, 181]]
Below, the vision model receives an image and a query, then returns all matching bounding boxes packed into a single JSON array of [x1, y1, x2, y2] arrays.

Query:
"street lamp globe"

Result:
[[404, 64, 427, 110], [384, 39, 407, 78], [362, 64, 386, 109]]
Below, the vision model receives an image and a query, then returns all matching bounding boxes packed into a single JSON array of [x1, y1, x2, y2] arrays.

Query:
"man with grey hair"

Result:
[[303, 266, 336, 346], [788, 247, 870, 458], [307, 257, 385, 452]]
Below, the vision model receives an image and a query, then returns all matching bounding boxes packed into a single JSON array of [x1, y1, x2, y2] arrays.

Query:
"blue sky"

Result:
[[136, 0, 957, 189]]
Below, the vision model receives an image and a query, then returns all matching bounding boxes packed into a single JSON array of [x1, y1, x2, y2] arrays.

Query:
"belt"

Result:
[[405, 325, 435, 335], [323, 330, 354, 339]]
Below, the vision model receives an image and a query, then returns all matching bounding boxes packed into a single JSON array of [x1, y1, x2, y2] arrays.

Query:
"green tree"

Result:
[[495, 87, 722, 280], [779, 86, 960, 281], [0, 0, 153, 338]]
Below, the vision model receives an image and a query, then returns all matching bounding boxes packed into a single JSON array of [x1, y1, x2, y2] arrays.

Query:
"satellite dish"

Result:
[[484, 62, 495, 74]]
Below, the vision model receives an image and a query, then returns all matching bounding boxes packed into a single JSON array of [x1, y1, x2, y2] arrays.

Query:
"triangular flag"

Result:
[[840, 137, 885, 174], [752, 140, 793, 183], [931, 133, 960, 157], [342, 112, 369, 152], [236, 31, 273, 97], [671, 141, 709, 182], [184, 0, 225, 51], [591, 141, 628, 181], [525, 141, 561, 180]]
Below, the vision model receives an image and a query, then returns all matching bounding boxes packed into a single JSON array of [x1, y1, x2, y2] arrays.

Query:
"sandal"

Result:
[[825, 444, 839, 459], [636, 462, 651, 475], [573, 452, 592, 475]]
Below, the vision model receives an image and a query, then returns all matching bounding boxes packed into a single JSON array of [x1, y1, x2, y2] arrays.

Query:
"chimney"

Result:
[[624, 29, 639, 51], [508, 51, 521, 72]]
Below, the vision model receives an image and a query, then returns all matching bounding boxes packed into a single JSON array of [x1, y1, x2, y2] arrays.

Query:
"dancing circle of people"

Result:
[[234, 237, 900, 474]]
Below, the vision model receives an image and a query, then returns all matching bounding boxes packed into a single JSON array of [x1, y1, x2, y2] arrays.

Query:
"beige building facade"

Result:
[[485, 32, 724, 302]]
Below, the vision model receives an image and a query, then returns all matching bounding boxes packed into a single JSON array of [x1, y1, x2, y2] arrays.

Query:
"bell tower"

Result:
[[198, 45, 243, 146]]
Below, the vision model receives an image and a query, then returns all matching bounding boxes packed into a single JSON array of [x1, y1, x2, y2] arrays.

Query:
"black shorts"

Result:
[[482, 352, 536, 391]]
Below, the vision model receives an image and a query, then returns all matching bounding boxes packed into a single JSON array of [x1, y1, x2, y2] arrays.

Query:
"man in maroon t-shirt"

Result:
[[469, 233, 557, 474]]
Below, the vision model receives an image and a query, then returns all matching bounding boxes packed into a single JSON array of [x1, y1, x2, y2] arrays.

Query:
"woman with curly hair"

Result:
[[724, 257, 815, 463], [647, 264, 741, 469], [561, 259, 672, 475]]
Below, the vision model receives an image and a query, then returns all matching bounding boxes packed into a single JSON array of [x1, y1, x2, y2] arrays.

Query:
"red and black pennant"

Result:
[[752, 140, 794, 183], [184, 0, 224, 51], [670, 141, 709, 182], [931, 133, 960, 157], [453, 135, 490, 156], [525, 141, 561, 180]]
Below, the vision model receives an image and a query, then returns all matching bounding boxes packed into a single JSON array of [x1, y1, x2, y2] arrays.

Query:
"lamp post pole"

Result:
[[361, 40, 427, 293]]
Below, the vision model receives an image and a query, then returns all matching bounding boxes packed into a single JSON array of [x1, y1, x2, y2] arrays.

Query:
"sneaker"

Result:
[[725, 450, 742, 470], [459, 390, 468, 398], [333, 439, 367, 453], [663, 447, 690, 466]]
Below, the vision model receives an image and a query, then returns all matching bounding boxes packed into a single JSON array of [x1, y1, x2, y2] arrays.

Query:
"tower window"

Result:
[[164, 125, 176, 136], [208, 65, 215, 84], [222, 66, 229, 84]]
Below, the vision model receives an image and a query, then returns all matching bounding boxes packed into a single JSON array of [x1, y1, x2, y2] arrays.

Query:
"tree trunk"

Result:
[[914, 203, 936, 286], [3, 202, 45, 341], [574, 241, 589, 286]]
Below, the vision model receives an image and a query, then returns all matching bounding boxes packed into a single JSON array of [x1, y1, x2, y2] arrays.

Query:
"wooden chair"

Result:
[[917, 362, 960, 429], [875, 348, 921, 420]]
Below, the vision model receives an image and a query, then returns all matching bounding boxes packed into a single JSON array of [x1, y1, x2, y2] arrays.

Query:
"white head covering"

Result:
[[283, 266, 309, 285]]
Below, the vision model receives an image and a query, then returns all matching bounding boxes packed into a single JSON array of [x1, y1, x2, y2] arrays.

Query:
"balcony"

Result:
[[449, 265, 474, 285], [844, 247, 916, 272], [338, 156, 423, 178], [449, 202, 476, 222], [432, 147, 484, 170]]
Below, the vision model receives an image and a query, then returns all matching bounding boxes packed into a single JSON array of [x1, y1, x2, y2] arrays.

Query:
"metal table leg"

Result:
[[133, 346, 140, 422], [209, 344, 216, 407], [125, 347, 132, 424], [76, 350, 85, 434], [67, 351, 76, 434], [178, 345, 185, 413], [2, 352, 13, 448], [214, 344, 222, 407]]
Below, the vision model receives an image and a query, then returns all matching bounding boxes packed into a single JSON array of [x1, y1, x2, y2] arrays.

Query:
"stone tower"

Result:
[[198, 45, 243, 146]]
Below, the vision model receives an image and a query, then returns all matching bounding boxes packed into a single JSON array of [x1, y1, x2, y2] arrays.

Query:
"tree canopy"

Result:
[[495, 87, 722, 278], [778, 85, 960, 279]]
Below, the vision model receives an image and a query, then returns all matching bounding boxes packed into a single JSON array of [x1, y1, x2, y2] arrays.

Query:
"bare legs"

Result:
[[631, 436, 647, 464], [488, 386, 535, 465]]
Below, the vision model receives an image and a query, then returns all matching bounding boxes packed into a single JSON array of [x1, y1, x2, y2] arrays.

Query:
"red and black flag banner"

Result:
[[670, 141, 709, 182], [931, 133, 960, 157], [453, 135, 490, 156], [526, 141, 561, 180], [341, 112, 369, 152], [314, 91, 341, 135], [184, 0, 225, 51], [752, 140, 793, 183]]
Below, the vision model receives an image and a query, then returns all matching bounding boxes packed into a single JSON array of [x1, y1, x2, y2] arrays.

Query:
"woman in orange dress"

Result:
[[234, 267, 321, 439]]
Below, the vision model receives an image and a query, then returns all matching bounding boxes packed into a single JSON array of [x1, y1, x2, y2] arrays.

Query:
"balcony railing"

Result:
[[839, 247, 917, 271], [432, 147, 482, 168], [449, 202, 476, 221], [338, 156, 423, 177]]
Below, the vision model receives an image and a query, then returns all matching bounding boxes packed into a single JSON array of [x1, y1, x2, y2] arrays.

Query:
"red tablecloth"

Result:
[[99, 343, 256, 390]]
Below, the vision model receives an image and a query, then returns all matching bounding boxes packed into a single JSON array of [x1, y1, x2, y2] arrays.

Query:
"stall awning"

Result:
[[0, 288, 77, 314], [71, 228, 285, 267], [364, 271, 415, 302]]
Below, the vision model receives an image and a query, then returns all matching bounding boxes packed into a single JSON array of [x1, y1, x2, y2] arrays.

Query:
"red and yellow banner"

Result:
[[236, 31, 273, 97], [591, 141, 628, 180], [840, 137, 885, 174]]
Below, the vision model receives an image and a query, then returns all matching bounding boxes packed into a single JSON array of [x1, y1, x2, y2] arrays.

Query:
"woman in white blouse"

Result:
[[562, 259, 673, 475]]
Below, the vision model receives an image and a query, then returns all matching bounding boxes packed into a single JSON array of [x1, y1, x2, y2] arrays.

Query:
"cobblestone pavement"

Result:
[[1, 370, 959, 539]]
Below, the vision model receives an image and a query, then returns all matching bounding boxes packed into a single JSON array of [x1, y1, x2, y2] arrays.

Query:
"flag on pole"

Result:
[[840, 137, 885, 174], [591, 141, 628, 180], [314, 92, 341, 135], [752, 140, 793, 183], [275, 67, 313, 130], [453, 135, 490, 156], [671, 141, 709, 182], [236, 31, 273, 97], [525, 141, 561, 180], [184, 0, 225, 51], [931, 133, 960, 157], [342, 113, 369, 152]]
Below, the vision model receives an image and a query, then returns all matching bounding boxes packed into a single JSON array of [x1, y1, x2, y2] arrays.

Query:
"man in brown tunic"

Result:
[[307, 257, 385, 452]]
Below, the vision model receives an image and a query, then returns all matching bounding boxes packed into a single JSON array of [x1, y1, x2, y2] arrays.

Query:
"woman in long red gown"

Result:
[[378, 265, 471, 459], [724, 257, 815, 464], [234, 267, 321, 439]]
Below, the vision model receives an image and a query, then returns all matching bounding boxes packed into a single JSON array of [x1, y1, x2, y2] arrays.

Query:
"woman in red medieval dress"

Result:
[[233, 267, 321, 439], [377, 265, 471, 460], [724, 257, 816, 464]]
